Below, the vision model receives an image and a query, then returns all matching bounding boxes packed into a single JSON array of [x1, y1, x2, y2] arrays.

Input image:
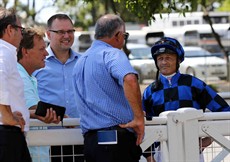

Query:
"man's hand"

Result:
[[0, 105, 26, 132], [199, 137, 213, 152], [13, 111, 25, 132], [35, 108, 61, 124], [119, 115, 145, 145]]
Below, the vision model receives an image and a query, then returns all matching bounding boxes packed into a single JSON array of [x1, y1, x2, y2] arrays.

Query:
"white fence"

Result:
[[27, 92, 230, 162], [141, 108, 230, 162]]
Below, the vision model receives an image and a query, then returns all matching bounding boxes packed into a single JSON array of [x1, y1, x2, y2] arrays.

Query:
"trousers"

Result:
[[83, 126, 142, 162], [0, 125, 32, 162]]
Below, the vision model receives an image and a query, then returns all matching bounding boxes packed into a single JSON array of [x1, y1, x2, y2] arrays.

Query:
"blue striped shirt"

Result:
[[72, 40, 138, 134]]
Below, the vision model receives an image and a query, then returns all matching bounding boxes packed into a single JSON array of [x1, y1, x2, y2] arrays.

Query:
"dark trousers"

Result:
[[0, 125, 32, 162], [83, 126, 142, 162], [50, 145, 85, 162]]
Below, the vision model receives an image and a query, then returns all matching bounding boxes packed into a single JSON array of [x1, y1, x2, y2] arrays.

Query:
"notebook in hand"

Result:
[[35, 101, 66, 121]]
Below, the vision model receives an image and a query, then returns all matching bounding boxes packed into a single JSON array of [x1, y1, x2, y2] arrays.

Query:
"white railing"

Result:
[[27, 109, 230, 162], [26, 92, 230, 161], [142, 108, 230, 162]]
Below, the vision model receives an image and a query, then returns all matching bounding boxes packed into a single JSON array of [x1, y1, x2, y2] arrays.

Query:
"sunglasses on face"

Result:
[[12, 25, 25, 34], [123, 32, 129, 40], [115, 31, 129, 40]]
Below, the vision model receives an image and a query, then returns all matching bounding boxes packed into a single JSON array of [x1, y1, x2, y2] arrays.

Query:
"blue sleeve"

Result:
[[105, 49, 137, 87], [192, 77, 230, 112], [205, 85, 230, 112]]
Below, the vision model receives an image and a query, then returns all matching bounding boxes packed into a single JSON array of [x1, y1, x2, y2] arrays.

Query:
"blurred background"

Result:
[[1, 0, 230, 90]]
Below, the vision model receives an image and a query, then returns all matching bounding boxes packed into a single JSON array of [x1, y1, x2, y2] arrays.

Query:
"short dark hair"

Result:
[[0, 7, 17, 38], [94, 14, 125, 39], [47, 14, 73, 29], [17, 27, 45, 61]]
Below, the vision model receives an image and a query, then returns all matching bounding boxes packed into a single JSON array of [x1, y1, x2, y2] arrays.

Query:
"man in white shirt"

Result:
[[0, 8, 31, 162], [0, 7, 31, 162]]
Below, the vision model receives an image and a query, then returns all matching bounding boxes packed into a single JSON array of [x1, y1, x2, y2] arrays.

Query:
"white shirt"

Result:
[[0, 39, 30, 132]]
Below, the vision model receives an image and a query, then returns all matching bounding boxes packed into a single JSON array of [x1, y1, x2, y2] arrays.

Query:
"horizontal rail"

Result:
[[218, 92, 230, 99], [26, 108, 230, 162]]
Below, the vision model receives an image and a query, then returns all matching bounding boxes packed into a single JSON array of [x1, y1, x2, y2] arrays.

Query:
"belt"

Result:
[[0, 125, 21, 132], [84, 125, 130, 137]]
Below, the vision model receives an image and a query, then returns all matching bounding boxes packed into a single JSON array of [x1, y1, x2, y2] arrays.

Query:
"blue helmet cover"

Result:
[[151, 37, 185, 62]]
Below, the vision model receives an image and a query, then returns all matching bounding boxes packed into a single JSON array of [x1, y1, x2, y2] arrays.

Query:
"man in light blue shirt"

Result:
[[17, 27, 60, 162], [34, 46, 80, 118], [34, 14, 81, 118], [72, 14, 145, 162], [33, 14, 83, 162]]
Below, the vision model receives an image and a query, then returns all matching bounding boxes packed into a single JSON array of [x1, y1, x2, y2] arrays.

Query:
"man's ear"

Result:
[[46, 31, 51, 40], [22, 47, 28, 57], [114, 31, 120, 41], [5, 24, 14, 36]]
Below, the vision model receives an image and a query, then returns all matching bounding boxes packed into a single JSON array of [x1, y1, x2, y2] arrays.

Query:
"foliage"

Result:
[[123, 0, 228, 22], [126, 0, 188, 21], [79, 0, 150, 26], [54, 0, 91, 29], [0, 0, 10, 8], [218, 0, 230, 11], [81, 0, 227, 24], [1, 0, 229, 29]]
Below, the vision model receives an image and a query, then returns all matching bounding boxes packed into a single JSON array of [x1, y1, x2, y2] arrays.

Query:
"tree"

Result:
[[218, 0, 230, 11], [200, 1, 230, 81], [78, 0, 149, 26], [0, 0, 57, 26], [0, 0, 9, 8]]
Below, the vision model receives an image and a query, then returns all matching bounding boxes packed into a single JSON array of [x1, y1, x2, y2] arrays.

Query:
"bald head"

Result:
[[94, 14, 125, 40]]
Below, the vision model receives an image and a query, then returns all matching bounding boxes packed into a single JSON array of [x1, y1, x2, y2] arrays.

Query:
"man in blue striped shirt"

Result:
[[72, 14, 145, 162]]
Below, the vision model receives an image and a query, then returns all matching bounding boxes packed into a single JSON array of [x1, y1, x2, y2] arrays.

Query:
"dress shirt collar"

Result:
[[92, 40, 112, 48], [160, 71, 181, 85], [46, 45, 80, 61], [0, 39, 17, 54]]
